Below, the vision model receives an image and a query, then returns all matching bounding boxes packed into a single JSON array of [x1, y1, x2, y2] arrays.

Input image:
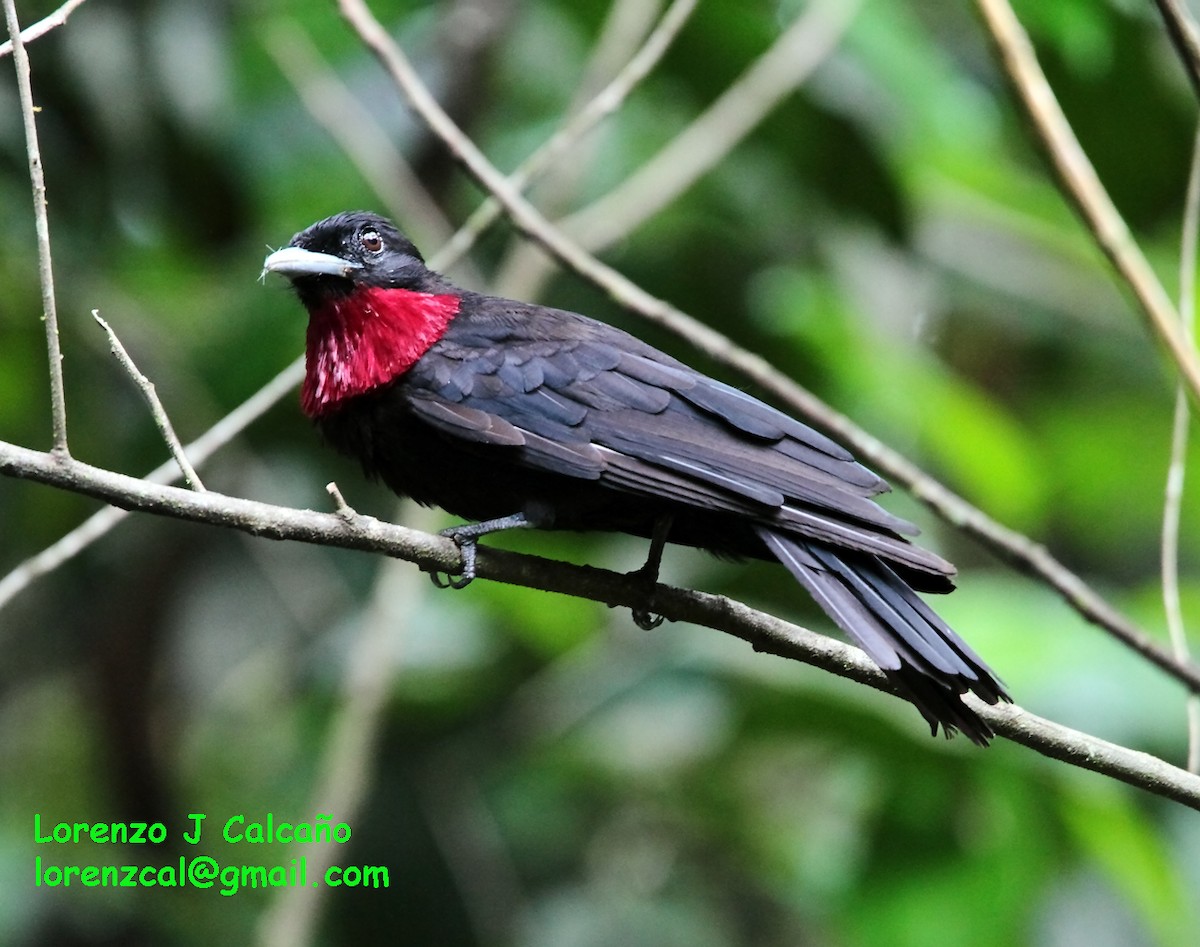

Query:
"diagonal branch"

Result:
[[2, 437, 1200, 810], [4, 0, 68, 455], [0, 358, 304, 611], [432, 0, 699, 273], [0, 0, 87, 58], [1164, 123, 1200, 772], [337, 0, 1200, 694], [975, 0, 1200, 406], [263, 20, 468, 266], [1152, 0, 1200, 102], [563, 0, 861, 254], [93, 311, 205, 492], [495, 0, 858, 297]]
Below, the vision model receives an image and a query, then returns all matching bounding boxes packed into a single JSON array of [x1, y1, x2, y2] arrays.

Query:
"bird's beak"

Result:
[[260, 246, 363, 281]]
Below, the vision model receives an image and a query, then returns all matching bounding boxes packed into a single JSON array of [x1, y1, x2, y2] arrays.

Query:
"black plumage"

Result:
[[264, 211, 1009, 744]]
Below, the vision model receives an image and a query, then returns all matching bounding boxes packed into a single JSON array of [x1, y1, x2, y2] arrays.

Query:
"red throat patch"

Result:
[[301, 286, 460, 417]]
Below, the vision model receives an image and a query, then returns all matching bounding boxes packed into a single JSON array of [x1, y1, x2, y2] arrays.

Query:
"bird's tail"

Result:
[[757, 527, 1007, 745]]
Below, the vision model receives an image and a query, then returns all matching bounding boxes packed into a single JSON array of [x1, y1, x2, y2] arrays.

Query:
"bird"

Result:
[[262, 210, 1008, 744]]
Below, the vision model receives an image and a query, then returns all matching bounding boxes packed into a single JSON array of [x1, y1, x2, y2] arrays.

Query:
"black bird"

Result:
[[263, 211, 1008, 744]]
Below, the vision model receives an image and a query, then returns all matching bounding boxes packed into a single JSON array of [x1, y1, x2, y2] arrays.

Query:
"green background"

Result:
[[2, 0, 1198, 944]]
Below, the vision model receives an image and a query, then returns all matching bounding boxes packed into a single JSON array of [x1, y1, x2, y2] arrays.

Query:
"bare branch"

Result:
[[4, 0, 68, 455], [496, 0, 855, 298], [0, 0, 87, 58], [975, 0, 1200, 407], [325, 480, 355, 519], [433, 0, 699, 274], [1152, 0, 1200, 101], [564, 0, 861, 254], [263, 20, 469, 266], [93, 311, 205, 492], [1164, 123, 1200, 772], [0, 358, 304, 611], [2, 437, 1199, 810], [337, 0, 1200, 694]]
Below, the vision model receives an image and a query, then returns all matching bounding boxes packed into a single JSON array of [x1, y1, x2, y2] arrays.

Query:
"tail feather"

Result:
[[758, 527, 1008, 745]]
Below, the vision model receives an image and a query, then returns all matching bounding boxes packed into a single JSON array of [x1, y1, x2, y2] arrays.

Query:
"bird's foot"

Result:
[[430, 532, 478, 589], [428, 513, 532, 590], [631, 607, 665, 631], [625, 516, 672, 629], [625, 563, 666, 630]]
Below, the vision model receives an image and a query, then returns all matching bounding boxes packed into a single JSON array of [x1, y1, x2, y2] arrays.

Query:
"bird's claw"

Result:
[[624, 561, 666, 630], [429, 569, 473, 590], [631, 608, 665, 631], [428, 528, 478, 590]]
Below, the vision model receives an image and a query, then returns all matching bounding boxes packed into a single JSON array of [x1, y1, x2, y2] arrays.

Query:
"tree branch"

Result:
[[424, 0, 698, 276], [337, 0, 1200, 694], [4, 0, 68, 455], [0, 359, 303, 610], [1152, 0, 1200, 102], [563, 0, 861, 254], [93, 311, 205, 492], [2, 437, 1199, 810], [263, 20, 470, 270], [1164, 123, 1200, 772], [0, 0, 87, 58], [496, 0, 858, 298], [975, 0, 1200, 406]]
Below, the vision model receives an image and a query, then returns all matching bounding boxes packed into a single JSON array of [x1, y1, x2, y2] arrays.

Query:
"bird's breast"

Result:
[[301, 287, 459, 417]]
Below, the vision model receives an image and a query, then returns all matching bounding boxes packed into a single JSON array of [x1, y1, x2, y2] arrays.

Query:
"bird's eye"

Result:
[[360, 230, 383, 253]]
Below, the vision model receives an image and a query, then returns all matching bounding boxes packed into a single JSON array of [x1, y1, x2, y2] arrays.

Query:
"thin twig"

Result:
[[93, 311, 205, 492], [263, 20, 469, 269], [4, 0, 68, 455], [0, 358, 303, 610], [497, 0, 854, 297], [432, 0, 698, 274], [1164, 123, 1200, 773], [564, 0, 862, 254], [325, 480, 355, 518], [0, 0, 87, 58], [1152, 0, 1200, 101], [3, 437, 1200, 810], [337, 0, 1200, 694], [975, 0, 1200, 407], [487, 0, 676, 295], [492, 0, 689, 298]]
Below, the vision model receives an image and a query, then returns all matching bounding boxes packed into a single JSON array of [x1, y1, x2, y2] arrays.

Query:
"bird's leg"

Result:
[[430, 512, 533, 589], [628, 515, 673, 630]]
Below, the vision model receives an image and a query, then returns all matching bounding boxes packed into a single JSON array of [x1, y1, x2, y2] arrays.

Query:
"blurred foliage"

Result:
[[2, 0, 1200, 944]]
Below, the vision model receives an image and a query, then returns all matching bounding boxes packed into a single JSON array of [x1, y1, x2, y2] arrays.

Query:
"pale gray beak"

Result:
[[261, 246, 363, 281]]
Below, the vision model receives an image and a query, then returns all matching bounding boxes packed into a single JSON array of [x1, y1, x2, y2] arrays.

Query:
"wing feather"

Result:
[[407, 397, 526, 446], [404, 301, 935, 575]]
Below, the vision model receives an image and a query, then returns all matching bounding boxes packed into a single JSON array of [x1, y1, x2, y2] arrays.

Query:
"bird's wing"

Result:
[[403, 299, 949, 578]]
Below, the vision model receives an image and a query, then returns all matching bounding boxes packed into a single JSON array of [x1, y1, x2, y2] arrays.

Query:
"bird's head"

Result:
[[262, 211, 460, 417], [262, 210, 437, 303]]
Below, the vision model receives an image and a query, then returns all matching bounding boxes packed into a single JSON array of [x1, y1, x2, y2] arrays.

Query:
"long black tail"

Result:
[[758, 528, 1008, 745]]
